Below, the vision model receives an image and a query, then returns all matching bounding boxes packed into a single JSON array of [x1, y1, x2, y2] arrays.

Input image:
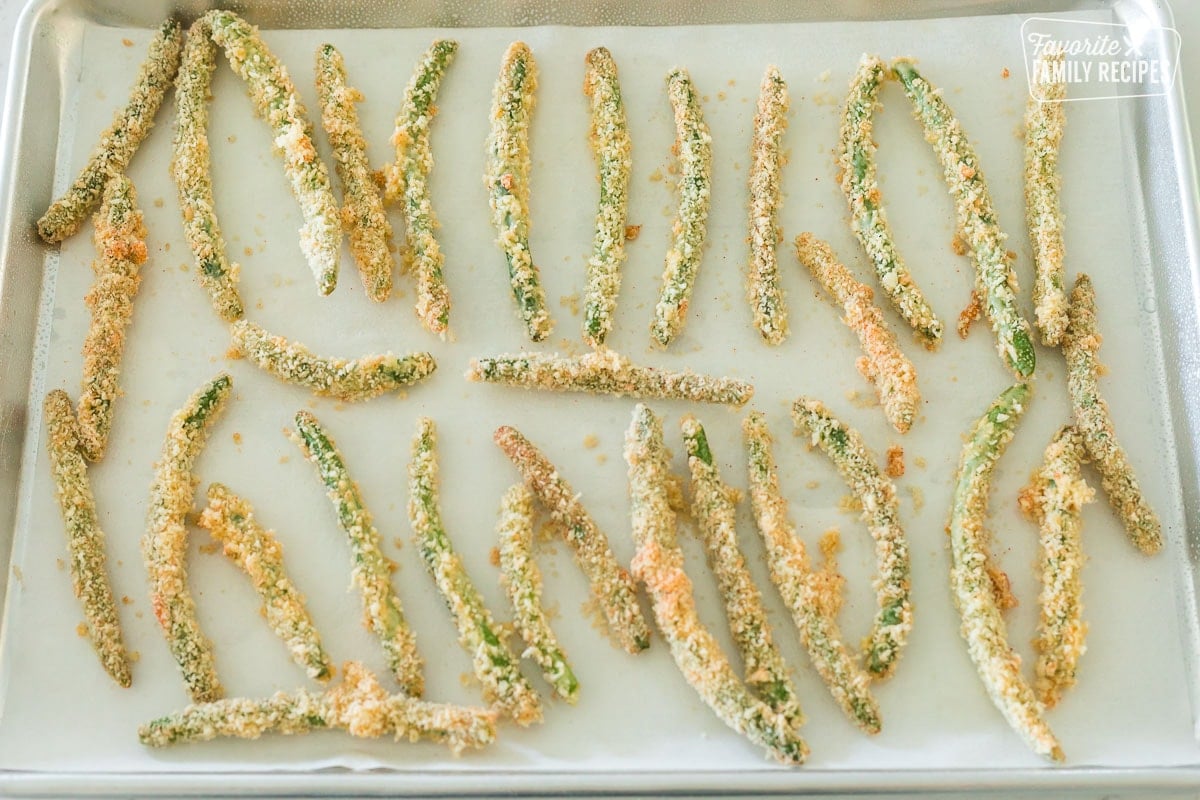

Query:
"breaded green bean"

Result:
[[582, 46, 632, 348], [43, 390, 131, 688], [1025, 51, 1068, 346], [746, 65, 790, 346], [289, 411, 423, 696], [493, 425, 650, 654], [206, 10, 341, 295], [651, 68, 713, 346], [1063, 274, 1162, 555], [795, 233, 920, 435], [316, 43, 394, 303], [892, 59, 1036, 378], [681, 415, 801, 727], [230, 319, 435, 402], [791, 398, 912, 678], [486, 41, 553, 341], [625, 404, 807, 765], [139, 661, 497, 754], [1018, 426, 1092, 708], [143, 372, 233, 703], [197, 483, 333, 682], [742, 411, 881, 733], [839, 55, 942, 347], [468, 348, 753, 407], [76, 175, 147, 462], [386, 39, 458, 335], [950, 382, 1063, 761], [171, 17, 244, 322], [497, 484, 579, 703], [408, 418, 542, 725], [37, 19, 182, 244]]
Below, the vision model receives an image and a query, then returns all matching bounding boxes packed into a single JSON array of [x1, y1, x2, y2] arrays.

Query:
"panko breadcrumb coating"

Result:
[[44, 390, 131, 688]]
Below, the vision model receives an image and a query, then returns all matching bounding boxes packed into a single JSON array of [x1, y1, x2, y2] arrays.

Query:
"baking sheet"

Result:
[[0, 3, 1196, 786]]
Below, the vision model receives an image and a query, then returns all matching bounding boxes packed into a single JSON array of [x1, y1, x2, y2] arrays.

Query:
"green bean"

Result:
[[795, 233, 920, 435], [497, 484, 579, 703], [625, 404, 807, 765], [76, 175, 147, 462], [43, 390, 131, 688], [1024, 51, 1068, 346], [742, 411, 881, 733], [892, 59, 1036, 378], [493, 425, 650, 654], [139, 661, 497, 754], [746, 65, 790, 345], [582, 46, 632, 348], [681, 415, 801, 727], [206, 10, 341, 295], [408, 418, 542, 725], [791, 398, 912, 678], [486, 41, 553, 342], [1018, 426, 1092, 708], [467, 348, 752, 407], [143, 372, 232, 703], [197, 483, 333, 682], [316, 43, 394, 303], [651, 68, 713, 346], [386, 39, 458, 335], [288, 411, 423, 696], [37, 20, 182, 243], [1063, 274, 1162, 555], [839, 55, 942, 347], [949, 382, 1063, 761], [171, 17, 244, 322], [230, 319, 435, 402]]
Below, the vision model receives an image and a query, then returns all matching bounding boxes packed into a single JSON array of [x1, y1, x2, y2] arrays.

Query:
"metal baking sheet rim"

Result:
[[2, 0, 1200, 795]]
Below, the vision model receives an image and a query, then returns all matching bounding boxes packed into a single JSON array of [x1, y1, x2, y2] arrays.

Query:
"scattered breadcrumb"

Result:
[[958, 290, 984, 339], [886, 445, 905, 478]]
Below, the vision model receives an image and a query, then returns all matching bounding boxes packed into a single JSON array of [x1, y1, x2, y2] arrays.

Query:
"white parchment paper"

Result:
[[0, 7, 1196, 783]]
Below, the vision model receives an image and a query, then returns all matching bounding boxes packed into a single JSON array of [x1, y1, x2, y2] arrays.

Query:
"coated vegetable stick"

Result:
[[651, 68, 713, 346], [892, 58, 1036, 379], [197, 483, 333, 682], [143, 372, 232, 703], [625, 404, 807, 765], [493, 425, 650, 654], [230, 319, 436, 402], [139, 661, 497, 754], [795, 233, 920, 435], [288, 411, 423, 696], [387, 39, 459, 335], [76, 175, 147, 462], [1063, 274, 1163, 555], [43, 390, 131, 688], [1024, 51, 1069, 346], [582, 46, 633, 348], [315, 43, 394, 303], [838, 55, 942, 347], [409, 419, 542, 725], [1018, 426, 1092, 708], [171, 17, 244, 322], [681, 415, 802, 727], [468, 348, 753, 407], [949, 382, 1064, 762], [746, 65, 790, 346], [37, 19, 182, 244], [742, 412, 881, 733], [497, 484, 580, 703], [486, 41, 553, 341], [791, 398, 912, 678], [206, 9, 341, 296]]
